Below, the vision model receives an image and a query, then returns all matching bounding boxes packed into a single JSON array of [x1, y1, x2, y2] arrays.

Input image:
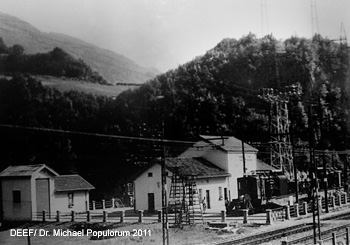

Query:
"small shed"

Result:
[[53, 175, 95, 213], [0, 164, 94, 221]]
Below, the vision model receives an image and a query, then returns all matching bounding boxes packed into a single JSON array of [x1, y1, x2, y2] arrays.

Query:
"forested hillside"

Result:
[[120, 34, 349, 149], [0, 33, 349, 198], [0, 12, 158, 84], [0, 38, 109, 85]]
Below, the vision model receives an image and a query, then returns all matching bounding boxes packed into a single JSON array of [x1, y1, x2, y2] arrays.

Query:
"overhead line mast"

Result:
[[261, 0, 269, 36], [310, 0, 320, 36]]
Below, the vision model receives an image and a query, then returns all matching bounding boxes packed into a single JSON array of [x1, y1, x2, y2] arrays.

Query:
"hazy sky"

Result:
[[0, 0, 349, 72]]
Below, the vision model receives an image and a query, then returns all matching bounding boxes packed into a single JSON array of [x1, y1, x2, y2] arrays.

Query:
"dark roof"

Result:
[[200, 135, 258, 153], [256, 159, 279, 171], [55, 175, 95, 192], [0, 164, 58, 177], [165, 157, 230, 179]]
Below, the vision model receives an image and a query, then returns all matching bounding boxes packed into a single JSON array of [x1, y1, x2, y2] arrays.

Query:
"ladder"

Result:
[[168, 173, 203, 227]]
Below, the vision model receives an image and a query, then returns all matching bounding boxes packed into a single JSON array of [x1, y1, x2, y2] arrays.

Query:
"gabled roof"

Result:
[[131, 157, 230, 182], [55, 175, 95, 192], [0, 164, 59, 177], [165, 157, 230, 179], [200, 135, 258, 153]]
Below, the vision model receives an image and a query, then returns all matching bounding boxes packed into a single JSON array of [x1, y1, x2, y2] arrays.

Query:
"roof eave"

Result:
[[55, 188, 94, 192], [195, 174, 231, 179]]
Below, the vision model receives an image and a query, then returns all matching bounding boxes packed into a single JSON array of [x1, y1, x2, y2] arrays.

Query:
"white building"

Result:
[[181, 135, 276, 200], [0, 164, 94, 221], [133, 135, 276, 212], [133, 157, 230, 212]]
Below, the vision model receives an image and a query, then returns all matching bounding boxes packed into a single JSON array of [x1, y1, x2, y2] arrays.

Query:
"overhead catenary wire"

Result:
[[0, 123, 196, 145]]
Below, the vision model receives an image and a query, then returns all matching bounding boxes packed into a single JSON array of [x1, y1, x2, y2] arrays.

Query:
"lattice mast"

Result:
[[261, 0, 269, 36], [310, 0, 320, 36], [260, 88, 294, 180]]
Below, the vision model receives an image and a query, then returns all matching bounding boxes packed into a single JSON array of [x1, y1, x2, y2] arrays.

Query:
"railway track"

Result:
[[288, 224, 350, 245], [212, 210, 350, 245]]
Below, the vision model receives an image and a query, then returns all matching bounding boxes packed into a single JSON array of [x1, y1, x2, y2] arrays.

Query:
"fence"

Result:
[[31, 192, 350, 226], [88, 198, 126, 210], [32, 210, 162, 224]]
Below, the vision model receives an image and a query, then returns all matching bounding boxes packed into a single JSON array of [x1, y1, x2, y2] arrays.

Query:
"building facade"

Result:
[[180, 135, 276, 200], [0, 164, 94, 221], [133, 157, 230, 212]]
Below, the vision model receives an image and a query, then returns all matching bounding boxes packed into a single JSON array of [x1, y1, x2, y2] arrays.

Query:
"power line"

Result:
[[0, 124, 197, 145]]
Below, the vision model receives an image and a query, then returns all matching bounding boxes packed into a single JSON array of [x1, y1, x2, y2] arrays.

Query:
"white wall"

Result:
[[134, 164, 229, 212], [196, 177, 228, 211], [202, 149, 228, 172], [31, 169, 56, 216], [134, 164, 172, 211], [52, 191, 89, 213], [2, 178, 32, 221]]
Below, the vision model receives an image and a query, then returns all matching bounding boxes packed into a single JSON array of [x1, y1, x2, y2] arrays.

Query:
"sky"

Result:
[[0, 0, 349, 72]]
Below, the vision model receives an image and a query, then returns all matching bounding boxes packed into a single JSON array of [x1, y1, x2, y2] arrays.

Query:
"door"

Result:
[[148, 193, 155, 212], [36, 179, 50, 215], [206, 190, 211, 209]]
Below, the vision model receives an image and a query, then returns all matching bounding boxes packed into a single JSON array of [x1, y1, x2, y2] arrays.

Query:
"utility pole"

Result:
[[289, 96, 299, 203], [157, 96, 169, 245], [241, 102, 246, 176], [309, 103, 321, 243], [319, 97, 329, 213]]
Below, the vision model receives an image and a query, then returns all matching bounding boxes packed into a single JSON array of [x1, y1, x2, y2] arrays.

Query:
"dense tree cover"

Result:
[[117, 33, 350, 171], [0, 34, 349, 198], [0, 38, 109, 85], [0, 75, 172, 199]]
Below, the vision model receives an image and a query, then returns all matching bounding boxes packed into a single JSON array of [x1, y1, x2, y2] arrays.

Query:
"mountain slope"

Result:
[[0, 12, 158, 84]]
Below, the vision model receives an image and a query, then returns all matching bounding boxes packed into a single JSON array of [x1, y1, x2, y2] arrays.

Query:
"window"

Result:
[[198, 189, 202, 201], [13, 190, 21, 203], [148, 172, 153, 177], [68, 193, 74, 208], [218, 187, 223, 200]]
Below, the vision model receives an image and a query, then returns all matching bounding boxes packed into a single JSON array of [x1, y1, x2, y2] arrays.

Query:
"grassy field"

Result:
[[38, 76, 138, 97], [0, 75, 141, 97]]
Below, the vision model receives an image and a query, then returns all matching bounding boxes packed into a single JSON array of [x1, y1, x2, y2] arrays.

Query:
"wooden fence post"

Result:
[[56, 211, 60, 222], [344, 193, 348, 204], [303, 202, 308, 215], [87, 211, 90, 222], [285, 206, 290, 220], [221, 210, 226, 222], [337, 195, 342, 207], [243, 209, 248, 224], [71, 211, 75, 222], [103, 211, 107, 222], [120, 210, 125, 223], [266, 209, 272, 225], [294, 203, 299, 217], [138, 210, 143, 223], [92, 201, 96, 210], [318, 197, 323, 213], [331, 196, 336, 209], [111, 198, 115, 208], [102, 200, 105, 210], [158, 210, 162, 223], [42, 210, 46, 222]]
